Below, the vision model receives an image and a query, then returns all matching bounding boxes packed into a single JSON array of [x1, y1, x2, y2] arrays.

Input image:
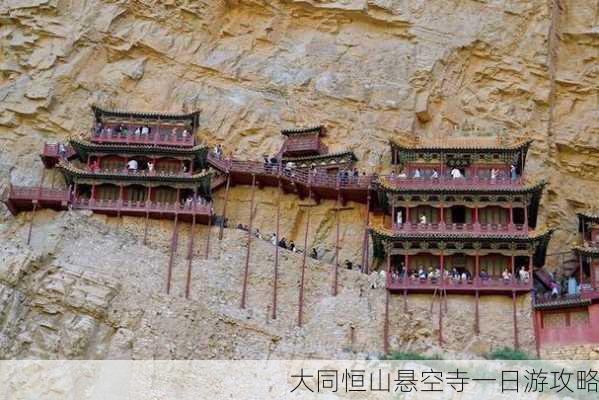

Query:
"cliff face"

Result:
[[0, 1, 597, 358]]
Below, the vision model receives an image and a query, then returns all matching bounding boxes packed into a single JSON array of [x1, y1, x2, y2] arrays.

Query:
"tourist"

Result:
[[171, 127, 178, 136], [431, 169, 439, 179], [397, 169, 407, 179], [395, 210, 403, 225], [480, 269, 489, 281], [461, 271, 468, 283], [519, 266, 529, 283], [95, 122, 103, 134], [279, 238, 287, 249], [490, 168, 498, 181], [182, 129, 189, 138], [450, 167, 463, 179], [502, 268, 512, 283], [141, 125, 150, 135], [147, 161, 155, 173], [378, 269, 387, 288], [413, 168, 421, 179], [344, 260, 353, 270], [550, 280, 560, 298], [90, 159, 100, 172], [184, 196, 193, 208], [510, 164, 517, 181], [390, 170, 396, 181], [418, 266, 427, 281], [310, 248, 318, 259], [255, 228, 262, 240], [270, 233, 277, 246], [368, 271, 378, 289], [352, 168, 359, 183], [127, 159, 138, 172], [288, 240, 296, 252], [263, 155, 270, 172], [419, 215, 427, 224]]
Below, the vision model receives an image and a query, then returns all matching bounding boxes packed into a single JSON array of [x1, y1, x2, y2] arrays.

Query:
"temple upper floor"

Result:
[[578, 213, 599, 246]]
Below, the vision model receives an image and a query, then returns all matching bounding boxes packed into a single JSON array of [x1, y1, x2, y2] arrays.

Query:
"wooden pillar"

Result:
[[185, 211, 196, 300], [204, 210, 212, 260], [579, 252, 584, 288], [383, 253, 391, 354], [591, 256, 597, 290], [272, 179, 282, 320], [474, 206, 479, 225], [404, 254, 410, 281], [474, 251, 480, 334], [512, 291, 519, 349], [117, 185, 124, 217], [240, 174, 256, 309], [361, 190, 371, 273], [511, 254, 515, 282], [405, 206, 411, 224], [523, 197, 529, 229], [298, 187, 312, 327], [528, 253, 534, 288], [166, 214, 179, 295], [439, 251, 445, 345], [509, 203, 514, 226], [218, 175, 231, 240], [143, 186, 151, 245], [333, 189, 341, 296], [90, 184, 96, 201]]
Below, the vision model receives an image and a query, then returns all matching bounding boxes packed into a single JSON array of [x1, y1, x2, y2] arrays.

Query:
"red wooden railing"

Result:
[[387, 275, 531, 291], [207, 154, 372, 190], [8, 184, 70, 202], [84, 167, 193, 178], [391, 222, 528, 236], [42, 143, 77, 159], [91, 127, 194, 147], [73, 197, 213, 215]]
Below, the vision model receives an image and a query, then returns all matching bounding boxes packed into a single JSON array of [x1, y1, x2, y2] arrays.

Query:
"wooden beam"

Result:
[[512, 291, 519, 349], [298, 187, 312, 327], [383, 253, 391, 354], [166, 214, 179, 295], [185, 213, 196, 300], [204, 210, 212, 259], [240, 174, 256, 309], [362, 190, 371, 273], [272, 179, 282, 320], [218, 175, 230, 241], [333, 189, 341, 296]]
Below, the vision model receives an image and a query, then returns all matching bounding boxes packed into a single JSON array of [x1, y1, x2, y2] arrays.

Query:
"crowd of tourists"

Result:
[[385, 263, 530, 285], [94, 122, 191, 140], [389, 165, 519, 181]]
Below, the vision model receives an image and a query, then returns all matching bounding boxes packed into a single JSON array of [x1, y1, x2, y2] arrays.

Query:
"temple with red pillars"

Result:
[[370, 135, 553, 352], [533, 213, 599, 354]]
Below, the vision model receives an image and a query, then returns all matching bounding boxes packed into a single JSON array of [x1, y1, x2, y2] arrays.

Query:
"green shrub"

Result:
[[486, 347, 533, 360]]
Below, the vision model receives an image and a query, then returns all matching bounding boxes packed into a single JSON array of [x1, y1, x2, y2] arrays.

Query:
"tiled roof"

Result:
[[534, 296, 591, 310], [69, 139, 208, 156], [390, 136, 532, 151], [369, 226, 554, 243], [281, 126, 324, 136], [92, 105, 199, 121], [282, 150, 357, 163], [376, 177, 546, 195]]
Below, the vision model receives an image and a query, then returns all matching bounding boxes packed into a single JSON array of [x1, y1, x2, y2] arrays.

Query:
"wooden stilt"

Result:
[[403, 289, 408, 312], [532, 295, 541, 358], [240, 174, 256, 309], [383, 253, 391, 354], [272, 179, 282, 320], [143, 186, 151, 245], [475, 290, 480, 335], [27, 170, 46, 245], [204, 211, 212, 259], [166, 214, 179, 295], [333, 188, 341, 296], [438, 289, 443, 345], [362, 190, 371, 273], [185, 213, 196, 300], [298, 186, 312, 327], [512, 291, 519, 349], [27, 203, 38, 245], [218, 175, 231, 240]]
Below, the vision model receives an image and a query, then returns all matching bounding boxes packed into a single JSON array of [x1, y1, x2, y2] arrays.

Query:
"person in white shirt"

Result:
[[127, 159, 138, 171], [396, 210, 403, 225], [431, 169, 439, 179], [141, 126, 149, 135], [413, 168, 421, 179], [490, 168, 498, 181], [419, 215, 427, 224], [450, 168, 463, 179], [147, 161, 154, 173]]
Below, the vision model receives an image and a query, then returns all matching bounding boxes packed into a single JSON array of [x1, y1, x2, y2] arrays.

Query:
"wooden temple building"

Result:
[[370, 136, 553, 352], [534, 213, 599, 352]]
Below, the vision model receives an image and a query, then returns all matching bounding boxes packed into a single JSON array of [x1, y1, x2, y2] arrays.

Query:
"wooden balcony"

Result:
[[281, 136, 327, 157], [72, 198, 213, 223], [387, 274, 532, 295], [91, 128, 195, 148], [391, 222, 528, 237], [40, 143, 77, 168], [207, 154, 372, 203], [5, 185, 70, 214]]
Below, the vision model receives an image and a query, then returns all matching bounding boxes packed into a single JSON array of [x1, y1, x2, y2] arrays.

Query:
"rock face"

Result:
[[0, 1, 596, 358]]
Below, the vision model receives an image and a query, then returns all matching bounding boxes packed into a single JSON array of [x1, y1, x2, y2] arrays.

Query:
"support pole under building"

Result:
[[362, 190, 371, 273], [143, 186, 151, 245], [298, 186, 312, 327], [272, 179, 282, 320], [333, 188, 341, 296], [219, 175, 231, 241], [27, 170, 46, 245], [240, 174, 256, 309], [383, 252, 391, 354], [185, 192, 198, 299], [166, 214, 179, 295], [204, 210, 212, 259], [512, 290, 520, 349]]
